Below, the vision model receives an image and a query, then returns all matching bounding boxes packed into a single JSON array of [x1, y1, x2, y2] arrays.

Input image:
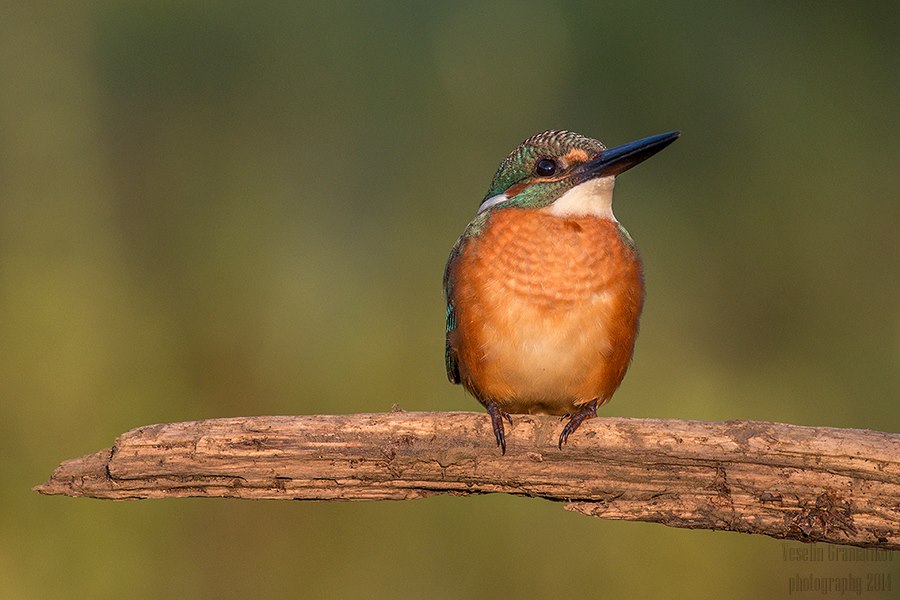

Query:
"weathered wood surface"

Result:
[[35, 412, 900, 550]]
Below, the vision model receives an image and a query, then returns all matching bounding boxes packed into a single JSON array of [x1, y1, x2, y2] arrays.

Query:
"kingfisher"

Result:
[[443, 129, 679, 453]]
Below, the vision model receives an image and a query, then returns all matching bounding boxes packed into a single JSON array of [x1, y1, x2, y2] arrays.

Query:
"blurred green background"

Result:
[[2, 2, 898, 598]]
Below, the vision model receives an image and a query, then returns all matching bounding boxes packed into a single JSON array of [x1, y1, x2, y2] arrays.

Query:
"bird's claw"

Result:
[[558, 399, 599, 449], [486, 401, 512, 454]]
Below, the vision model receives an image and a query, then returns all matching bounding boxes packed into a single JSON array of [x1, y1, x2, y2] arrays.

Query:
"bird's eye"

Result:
[[535, 158, 557, 177]]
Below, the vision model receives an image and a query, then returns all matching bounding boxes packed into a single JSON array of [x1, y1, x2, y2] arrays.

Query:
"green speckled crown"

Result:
[[485, 130, 606, 200]]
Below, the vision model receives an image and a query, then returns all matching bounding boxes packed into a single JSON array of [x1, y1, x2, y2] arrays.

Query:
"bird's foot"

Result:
[[485, 401, 512, 454], [558, 399, 599, 449]]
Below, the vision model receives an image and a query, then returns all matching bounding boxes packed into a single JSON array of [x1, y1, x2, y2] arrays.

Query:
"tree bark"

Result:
[[35, 412, 900, 550]]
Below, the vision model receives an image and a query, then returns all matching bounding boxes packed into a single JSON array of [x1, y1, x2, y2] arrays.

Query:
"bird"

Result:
[[443, 129, 679, 453]]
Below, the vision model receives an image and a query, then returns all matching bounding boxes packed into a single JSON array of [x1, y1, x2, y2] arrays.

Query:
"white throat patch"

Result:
[[545, 176, 616, 220], [476, 193, 508, 214]]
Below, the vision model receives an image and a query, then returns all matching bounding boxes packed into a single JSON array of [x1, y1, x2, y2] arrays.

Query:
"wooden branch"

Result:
[[35, 412, 900, 549]]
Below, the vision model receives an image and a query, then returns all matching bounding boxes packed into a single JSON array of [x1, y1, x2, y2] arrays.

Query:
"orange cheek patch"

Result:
[[504, 182, 529, 198], [564, 148, 590, 164]]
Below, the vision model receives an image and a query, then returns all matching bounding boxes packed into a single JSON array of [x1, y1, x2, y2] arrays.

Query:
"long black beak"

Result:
[[576, 130, 680, 181]]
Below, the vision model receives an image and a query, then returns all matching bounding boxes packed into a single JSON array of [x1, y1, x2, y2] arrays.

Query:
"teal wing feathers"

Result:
[[443, 239, 462, 385]]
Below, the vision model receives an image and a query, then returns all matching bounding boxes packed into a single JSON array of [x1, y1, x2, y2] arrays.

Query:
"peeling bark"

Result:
[[35, 412, 900, 549]]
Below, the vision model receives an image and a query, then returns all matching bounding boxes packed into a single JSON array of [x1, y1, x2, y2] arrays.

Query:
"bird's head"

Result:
[[478, 129, 679, 220]]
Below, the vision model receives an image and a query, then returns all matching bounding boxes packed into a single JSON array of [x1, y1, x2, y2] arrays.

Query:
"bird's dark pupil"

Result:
[[536, 159, 556, 176]]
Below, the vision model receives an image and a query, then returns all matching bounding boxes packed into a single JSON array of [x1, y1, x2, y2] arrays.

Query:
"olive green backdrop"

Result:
[[2, 2, 898, 598]]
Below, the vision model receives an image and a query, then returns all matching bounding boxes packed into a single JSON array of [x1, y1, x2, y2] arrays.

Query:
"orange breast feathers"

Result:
[[447, 208, 645, 416]]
